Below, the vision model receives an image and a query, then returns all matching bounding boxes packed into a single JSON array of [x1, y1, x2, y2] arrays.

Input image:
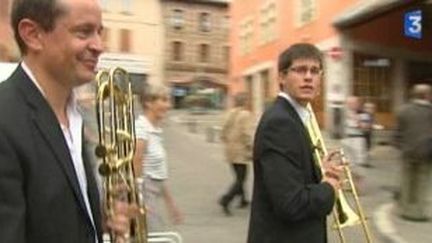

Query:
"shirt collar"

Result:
[[21, 61, 82, 125], [68, 90, 82, 116], [278, 92, 310, 125]]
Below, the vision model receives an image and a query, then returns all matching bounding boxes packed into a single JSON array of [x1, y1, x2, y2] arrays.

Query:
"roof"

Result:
[[333, 0, 410, 28]]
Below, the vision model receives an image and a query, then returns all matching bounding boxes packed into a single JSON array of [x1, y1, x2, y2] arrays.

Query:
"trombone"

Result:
[[95, 67, 183, 243], [95, 67, 147, 242], [306, 104, 373, 243]]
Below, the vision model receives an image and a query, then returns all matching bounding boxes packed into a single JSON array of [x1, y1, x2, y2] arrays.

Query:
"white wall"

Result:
[[102, 0, 164, 85]]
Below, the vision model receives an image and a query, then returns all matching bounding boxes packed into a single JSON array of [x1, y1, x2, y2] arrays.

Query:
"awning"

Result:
[[169, 76, 227, 86], [332, 0, 431, 55], [170, 77, 194, 84], [333, 0, 413, 28]]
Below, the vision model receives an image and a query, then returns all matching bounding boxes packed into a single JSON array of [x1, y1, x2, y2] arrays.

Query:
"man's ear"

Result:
[[277, 72, 285, 90], [18, 19, 44, 52]]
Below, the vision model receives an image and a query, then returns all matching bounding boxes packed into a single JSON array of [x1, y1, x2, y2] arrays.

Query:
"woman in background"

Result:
[[133, 83, 183, 231]]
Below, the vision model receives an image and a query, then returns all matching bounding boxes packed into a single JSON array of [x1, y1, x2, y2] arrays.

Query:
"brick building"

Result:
[[229, 0, 432, 130], [161, 0, 230, 108]]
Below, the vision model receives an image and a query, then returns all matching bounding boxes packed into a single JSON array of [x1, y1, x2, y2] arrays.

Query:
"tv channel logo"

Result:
[[404, 10, 422, 39]]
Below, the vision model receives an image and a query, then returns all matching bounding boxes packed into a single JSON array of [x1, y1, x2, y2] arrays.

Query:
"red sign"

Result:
[[327, 47, 343, 60]]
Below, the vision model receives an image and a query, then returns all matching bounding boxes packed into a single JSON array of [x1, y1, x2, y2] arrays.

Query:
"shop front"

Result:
[[331, 0, 432, 129]]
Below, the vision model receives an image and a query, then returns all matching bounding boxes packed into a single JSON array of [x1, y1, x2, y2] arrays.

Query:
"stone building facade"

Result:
[[161, 0, 230, 108]]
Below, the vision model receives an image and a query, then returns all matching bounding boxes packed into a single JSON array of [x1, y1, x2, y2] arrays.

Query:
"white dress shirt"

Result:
[[21, 62, 97, 241], [278, 91, 311, 125]]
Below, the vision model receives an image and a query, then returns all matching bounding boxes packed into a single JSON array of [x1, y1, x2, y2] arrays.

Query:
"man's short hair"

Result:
[[11, 0, 67, 54], [278, 43, 323, 73], [410, 84, 432, 100]]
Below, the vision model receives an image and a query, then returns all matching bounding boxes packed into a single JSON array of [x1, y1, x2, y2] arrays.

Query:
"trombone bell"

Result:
[[334, 191, 361, 229]]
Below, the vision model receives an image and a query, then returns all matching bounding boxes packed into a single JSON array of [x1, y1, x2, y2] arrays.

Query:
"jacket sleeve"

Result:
[[238, 110, 254, 150], [220, 111, 232, 142], [0, 129, 26, 243], [259, 115, 335, 222], [393, 108, 404, 149]]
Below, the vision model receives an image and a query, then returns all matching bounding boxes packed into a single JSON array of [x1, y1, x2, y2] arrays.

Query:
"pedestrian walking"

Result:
[[132, 83, 183, 231], [362, 102, 376, 153], [394, 84, 432, 221], [341, 96, 368, 191], [219, 93, 254, 216], [359, 101, 376, 166]]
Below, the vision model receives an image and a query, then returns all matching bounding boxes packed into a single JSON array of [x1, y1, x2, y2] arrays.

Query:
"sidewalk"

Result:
[[323, 134, 432, 243], [369, 145, 432, 243]]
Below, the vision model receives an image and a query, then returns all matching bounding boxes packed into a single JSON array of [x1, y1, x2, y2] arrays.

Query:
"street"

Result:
[[164, 111, 249, 243], [160, 110, 431, 243]]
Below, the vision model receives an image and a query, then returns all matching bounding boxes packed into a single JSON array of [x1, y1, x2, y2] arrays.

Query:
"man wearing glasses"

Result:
[[247, 43, 343, 243]]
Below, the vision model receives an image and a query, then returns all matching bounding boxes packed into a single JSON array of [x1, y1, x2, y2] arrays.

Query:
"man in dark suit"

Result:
[[0, 0, 135, 242], [394, 84, 432, 221], [247, 43, 343, 243]]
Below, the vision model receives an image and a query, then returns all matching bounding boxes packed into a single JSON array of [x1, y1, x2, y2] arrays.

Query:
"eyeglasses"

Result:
[[287, 66, 323, 77]]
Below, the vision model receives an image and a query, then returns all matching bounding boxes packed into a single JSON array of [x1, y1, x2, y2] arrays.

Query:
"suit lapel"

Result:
[[13, 66, 90, 221], [82, 128, 102, 239], [303, 123, 322, 182], [276, 97, 321, 182]]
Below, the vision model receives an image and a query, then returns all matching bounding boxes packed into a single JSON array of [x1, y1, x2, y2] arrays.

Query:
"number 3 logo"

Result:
[[404, 10, 422, 39], [408, 15, 422, 34]]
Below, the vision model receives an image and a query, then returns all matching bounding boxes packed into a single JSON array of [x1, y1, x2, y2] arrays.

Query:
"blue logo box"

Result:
[[404, 10, 422, 39]]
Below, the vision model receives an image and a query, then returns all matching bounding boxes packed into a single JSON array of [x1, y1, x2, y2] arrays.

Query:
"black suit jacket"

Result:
[[247, 97, 335, 243], [0, 66, 102, 243]]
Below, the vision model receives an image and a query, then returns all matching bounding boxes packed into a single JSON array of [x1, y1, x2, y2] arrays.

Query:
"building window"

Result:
[[260, 1, 277, 44], [171, 9, 184, 30], [119, 29, 131, 52], [221, 15, 230, 30], [172, 41, 183, 61], [239, 17, 253, 55], [199, 44, 210, 63], [223, 46, 230, 64], [199, 12, 211, 32], [296, 0, 317, 26], [353, 53, 392, 112]]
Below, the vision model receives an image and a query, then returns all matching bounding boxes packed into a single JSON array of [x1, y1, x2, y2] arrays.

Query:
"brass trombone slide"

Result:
[[95, 67, 147, 243], [95, 67, 183, 243], [306, 104, 373, 243]]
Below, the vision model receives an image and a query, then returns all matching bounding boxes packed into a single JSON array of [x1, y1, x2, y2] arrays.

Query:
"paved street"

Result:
[[163, 110, 249, 243], [159, 110, 431, 243]]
